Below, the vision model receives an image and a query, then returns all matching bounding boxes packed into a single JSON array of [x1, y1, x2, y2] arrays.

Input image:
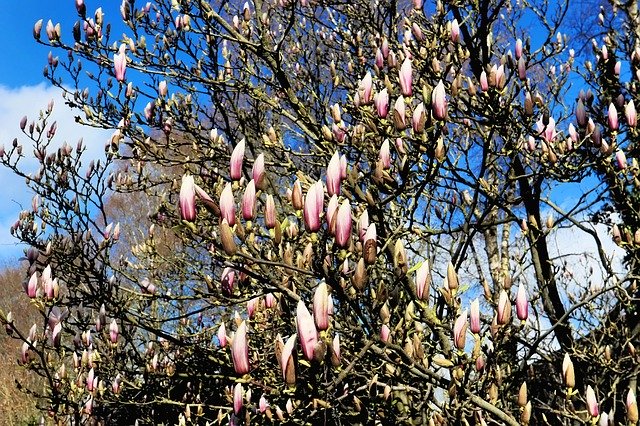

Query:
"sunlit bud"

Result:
[[45, 20, 58, 42], [412, 102, 426, 133], [86, 367, 96, 391], [432, 80, 447, 120], [518, 57, 527, 80], [291, 180, 303, 210], [415, 261, 430, 300], [215, 323, 227, 348], [111, 374, 122, 395], [326, 151, 341, 196], [616, 150, 627, 170], [586, 386, 599, 417], [359, 72, 373, 104], [233, 383, 243, 414], [599, 413, 609, 426], [108, 318, 119, 344], [393, 96, 406, 129], [113, 44, 127, 82], [608, 103, 619, 130], [232, 321, 250, 375], [601, 45, 608, 61], [220, 183, 236, 226], [357, 210, 369, 241], [497, 290, 511, 325], [380, 139, 391, 169], [470, 298, 481, 333], [230, 139, 245, 180], [330, 103, 342, 123], [453, 310, 468, 350], [314, 282, 329, 330], [296, 301, 318, 361], [627, 389, 639, 423], [221, 268, 236, 296], [265, 194, 276, 229], [179, 175, 196, 222], [33, 19, 43, 40], [252, 154, 266, 189], [335, 200, 352, 247], [247, 297, 258, 318], [326, 194, 339, 234], [516, 283, 528, 321], [480, 71, 489, 91], [562, 354, 575, 388], [51, 322, 62, 347], [375, 88, 389, 118], [515, 38, 523, 59], [27, 272, 38, 298], [446, 262, 459, 291], [304, 182, 323, 232], [380, 324, 390, 343], [242, 180, 257, 220], [627, 101, 637, 127], [451, 19, 460, 43], [399, 58, 413, 96], [375, 48, 384, 69]]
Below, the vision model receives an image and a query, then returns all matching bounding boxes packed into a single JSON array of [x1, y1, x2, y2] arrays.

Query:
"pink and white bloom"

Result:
[[230, 139, 245, 180], [335, 200, 352, 247], [242, 180, 257, 220], [252, 153, 266, 189], [326, 194, 339, 234], [470, 298, 481, 334], [627, 389, 638, 422], [303, 182, 323, 232], [27, 272, 38, 298], [313, 282, 329, 330], [608, 103, 619, 131], [432, 80, 447, 120], [380, 324, 390, 343], [179, 175, 196, 221], [247, 297, 258, 318], [586, 385, 599, 417], [221, 267, 236, 295], [415, 261, 430, 300], [281, 333, 296, 380], [515, 38, 523, 59], [265, 194, 276, 229], [399, 58, 413, 96], [217, 322, 227, 347], [109, 319, 119, 344], [220, 182, 236, 226], [113, 44, 127, 82], [516, 283, 528, 321], [480, 71, 489, 91], [234, 383, 243, 414], [380, 139, 391, 169], [451, 19, 460, 43], [375, 88, 389, 118], [296, 301, 318, 361], [359, 72, 373, 104], [232, 321, 250, 375], [412, 102, 426, 133], [394, 96, 406, 128], [536, 116, 558, 143], [626, 101, 637, 127], [326, 151, 341, 196], [453, 310, 468, 350], [497, 290, 511, 325]]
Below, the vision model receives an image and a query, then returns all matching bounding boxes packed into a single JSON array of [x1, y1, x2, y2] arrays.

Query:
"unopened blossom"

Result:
[[608, 103, 619, 130], [113, 44, 127, 82], [220, 183, 236, 226], [265, 194, 276, 229], [313, 282, 329, 330], [230, 139, 245, 180], [303, 182, 323, 232], [179, 175, 196, 221], [380, 324, 390, 343], [252, 153, 266, 189], [432, 80, 447, 120], [27, 272, 38, 298], [231, 321, 250, 375], [516, 283, 528, 321], [415, 261, 430, 300], [616, 150, 627, 170], [326, 151, 341, 196], [326, 194, 339, 233], [480, 71, 489, 91], [234, 383, 243, 414], [109, 319, 119, 344], [375, 88, 389, 118], [627, 101, 637, 127], [359, 72, 373, 104], [393, 96, 406, 128], [379, 139, 391, 169], [586, 386, 599, 417], [296, 301, 318, 361], [217, 322, 227, 347], [562, 354, 575, 388], [399, 58, 413, 96], [412, 102, 426, 133], [335, 200, 352, 247], [497, 290, 511, 325], [515, 38, 523, 59], [453, 310, 468, 350], [627, 388, 638, 423], [451, 19, 460, 43], [242, 180, 257, 220], [470, 298, 481, 334]]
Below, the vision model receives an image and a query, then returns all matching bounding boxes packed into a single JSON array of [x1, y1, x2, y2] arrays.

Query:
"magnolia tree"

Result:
[[2, 0, 640, 424]]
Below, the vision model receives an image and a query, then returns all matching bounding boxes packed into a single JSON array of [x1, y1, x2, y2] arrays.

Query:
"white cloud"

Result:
[[0, 84, 110, 262]]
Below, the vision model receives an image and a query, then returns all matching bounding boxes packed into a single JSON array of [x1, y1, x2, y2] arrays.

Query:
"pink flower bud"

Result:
[[265, 194, 276, 229], [497, 290, 511, 325], [259, 395, 269, 413], [242, 180, 257, 220], [415, 261, 430, 300], [586, 386, 599, 417], [470, 298, 481, 334], [375, 88, 389, 118], [52, 322, 62, 347], [326, 194, 339, 234], [109, 319, 119, 344], [230, 139, 245, 180], [608, 103, 619, 130], [296, 301, 318, 361], [247, 297, 258, 318], [113, 44, 127, 82], [627, 389, 638, 423], [453, 310, 468, 350], [33, 19, 43, 40], [576, 99, 587, 127], [626, 101, 637, 127], [379, 139, 391, 169], [563, 353, 575, 388], [359, 72, 373, 104], [158, 80, 168, 97], [232, 321, 250, 375], [27, 272, 38, 298], [412, 102, 426, 133], [399, 58, 413, 96], [217, 323, 227, 347], [220, 182, 236, 226], [326, 151, 341, 196], [252, 154, 266, 189], [451, 19, 460, 43], [179, 175, 196, 221], [480, 71, 489, 92], [515, 38, 523, 59], [380, 324, 390, 343], [234, 383, 243, 414], [375, 48, 384, 69], [304, 182, 323, 232], [313, 282, 329, 330], [516, 283, 528, 321], [221, 268, 235, 296], [87, 367, 96, 391], [393, 96, 406, 128], [432, 80, 447, 120], [335, 200, 352, 247]]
